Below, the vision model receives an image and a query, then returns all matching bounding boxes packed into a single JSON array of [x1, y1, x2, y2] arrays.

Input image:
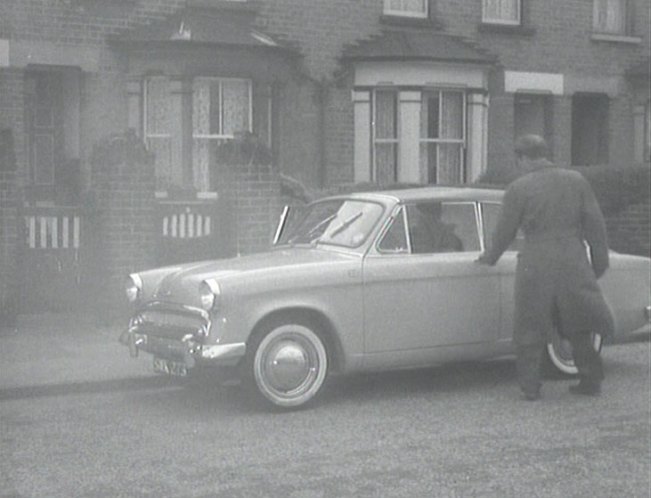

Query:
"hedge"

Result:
[[476, 164, 650, 217]]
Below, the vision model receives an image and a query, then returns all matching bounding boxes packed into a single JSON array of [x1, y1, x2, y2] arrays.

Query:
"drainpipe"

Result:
[[316, 79, 328, 189]]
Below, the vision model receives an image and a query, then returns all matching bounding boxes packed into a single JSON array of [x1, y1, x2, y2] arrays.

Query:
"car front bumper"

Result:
[[119, 329, 246, 367]]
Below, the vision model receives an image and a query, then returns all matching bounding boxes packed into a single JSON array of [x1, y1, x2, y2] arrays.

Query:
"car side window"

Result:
[[406, 202, 479, 254], [481, 202, 524, 251], [378, 207, 408, 253]]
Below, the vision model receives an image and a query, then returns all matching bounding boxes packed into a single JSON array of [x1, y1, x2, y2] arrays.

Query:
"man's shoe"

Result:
[[569, 381, 601, 396]]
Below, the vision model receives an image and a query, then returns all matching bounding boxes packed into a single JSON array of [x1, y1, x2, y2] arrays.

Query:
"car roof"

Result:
[[342, 185, 504, 203]]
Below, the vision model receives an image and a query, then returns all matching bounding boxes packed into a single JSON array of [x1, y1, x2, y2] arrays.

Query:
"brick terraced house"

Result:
[[0, 0, 649, 320]]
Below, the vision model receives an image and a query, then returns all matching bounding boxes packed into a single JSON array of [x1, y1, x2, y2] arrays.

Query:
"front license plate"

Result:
[[153, 357, 187, 377]]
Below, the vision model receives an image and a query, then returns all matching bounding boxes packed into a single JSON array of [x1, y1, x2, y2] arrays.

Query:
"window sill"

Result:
[[155, 191, 219, 201], [590, 33, 642, 45], [186, 0, 262, 13], [478, 23, 536, 36], [379, 15, 445, 29]]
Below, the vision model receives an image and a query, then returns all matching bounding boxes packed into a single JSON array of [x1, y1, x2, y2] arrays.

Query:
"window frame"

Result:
[[191, 76, 253, 140], [404, 200, 481, 255], [143, 76, 175, 191], [376, 205, 411, 254], [481, 0, 522, 26], [383, 0, 429, 19], [419, 88, 467, 184], [592, 0, 632, 36], [143, 76, 172, 144], [371, 88, 400, 184]]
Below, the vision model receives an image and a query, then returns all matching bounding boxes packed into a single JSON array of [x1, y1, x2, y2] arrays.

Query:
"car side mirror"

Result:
[[273, 205, 291, 245]]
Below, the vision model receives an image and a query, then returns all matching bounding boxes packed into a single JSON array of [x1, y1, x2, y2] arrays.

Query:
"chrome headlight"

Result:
[[199, 279, 221, 311], [125, 273, 143, 304]]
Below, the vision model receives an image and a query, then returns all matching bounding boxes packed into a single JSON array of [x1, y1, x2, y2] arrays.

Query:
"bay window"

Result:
[[593, 0, 631, 35], [144, 77, 173, 191], [482, 0, 521, 25], [372, 89, 399, 185], [192, 78, 252, 192], [383, 0, 428, 18], [143, 76, 254, 193], [420, 90, 466, 184]]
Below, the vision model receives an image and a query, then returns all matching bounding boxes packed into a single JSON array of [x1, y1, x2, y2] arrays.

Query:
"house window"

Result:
[[593, 0, 631, 35], [25, 68, 81, 204], [372, 89, 399, 185], [144, 77, 174, 191], [192, 77, 252, 191], [571, 93, 609, 166], [144, 76, 253, 192], [514, 94, 552, 156], [420, 90, 465, 184], [482, 0, 521, 25], [383, 0, 428, 18]]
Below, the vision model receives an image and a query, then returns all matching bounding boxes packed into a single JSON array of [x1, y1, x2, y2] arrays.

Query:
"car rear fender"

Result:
[[599, 254, 651, 337]]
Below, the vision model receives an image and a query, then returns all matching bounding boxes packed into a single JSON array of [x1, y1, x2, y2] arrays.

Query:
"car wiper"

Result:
[[288, 213, 337, 245], [329, 211, 363, 237], [306, 213, 338, 239]]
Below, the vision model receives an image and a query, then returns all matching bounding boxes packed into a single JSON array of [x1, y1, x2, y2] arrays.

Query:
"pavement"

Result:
[[1, 312, 649, 395], [0, 313, 154, 392]]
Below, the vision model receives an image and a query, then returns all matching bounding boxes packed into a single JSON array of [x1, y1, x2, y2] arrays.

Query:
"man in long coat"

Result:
[[478, 135, 614, 400]]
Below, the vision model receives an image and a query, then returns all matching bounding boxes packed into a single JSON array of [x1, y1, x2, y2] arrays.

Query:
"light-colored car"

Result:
[[120, 186, 651, 408]]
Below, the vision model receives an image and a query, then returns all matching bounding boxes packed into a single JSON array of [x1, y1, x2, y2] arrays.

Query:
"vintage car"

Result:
[[120, 186, 651, 408]]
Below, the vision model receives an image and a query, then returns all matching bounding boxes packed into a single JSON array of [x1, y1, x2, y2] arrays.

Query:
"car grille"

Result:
[[132, 307, 208, 341]]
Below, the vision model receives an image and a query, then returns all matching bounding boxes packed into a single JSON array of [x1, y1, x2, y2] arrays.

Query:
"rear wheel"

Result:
[[247, 321, 329, 409], [545, 329, 602, 376]]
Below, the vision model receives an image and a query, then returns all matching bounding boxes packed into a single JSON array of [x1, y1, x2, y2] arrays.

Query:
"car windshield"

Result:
[[278, 199, 384, 248]]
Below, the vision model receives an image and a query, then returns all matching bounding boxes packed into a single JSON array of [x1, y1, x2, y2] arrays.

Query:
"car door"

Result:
[[480, 201, 521, 342], [362, 201, 502, 355]]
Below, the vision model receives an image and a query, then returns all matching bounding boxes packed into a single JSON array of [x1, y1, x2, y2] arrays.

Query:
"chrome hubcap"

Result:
[[253, 324, 328, 407], [548, 330, 602, 374], [552, 335, 574, 364], [263, 340, 315, 392]]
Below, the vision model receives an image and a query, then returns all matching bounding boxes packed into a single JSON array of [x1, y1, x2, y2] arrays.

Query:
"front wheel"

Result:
[[248, 322, 329, 409], [545, 329, 602, 376]]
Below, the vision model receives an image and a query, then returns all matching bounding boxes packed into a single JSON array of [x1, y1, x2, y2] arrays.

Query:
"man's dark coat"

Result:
[[481, 160, 614, 346]]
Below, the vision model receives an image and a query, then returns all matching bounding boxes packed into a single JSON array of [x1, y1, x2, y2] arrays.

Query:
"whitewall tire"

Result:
[[546, 329, 602, 376], [250, 322, 329, 409]]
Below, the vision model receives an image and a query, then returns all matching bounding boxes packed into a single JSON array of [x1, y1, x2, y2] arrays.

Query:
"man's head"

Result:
[[514, 134, 549, 161]]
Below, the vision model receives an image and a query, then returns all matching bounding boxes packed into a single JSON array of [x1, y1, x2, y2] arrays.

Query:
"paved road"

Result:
[[1, 316, 650, 497]]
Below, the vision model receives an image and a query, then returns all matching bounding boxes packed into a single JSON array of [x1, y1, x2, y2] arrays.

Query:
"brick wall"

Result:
[[223, 161, 283, 255], [259, 0, 650, 183], [0, 69, 26, 188], [0, 170, 18, 326], [90, 132, 157, 317], [606, 201, 651, 257]]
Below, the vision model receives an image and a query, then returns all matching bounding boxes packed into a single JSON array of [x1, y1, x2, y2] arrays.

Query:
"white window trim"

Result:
[[371, 88, 400, 183], [592, 0, 630, 36], [383, 0, 428, 19], [482, 0, 522, 26], [143, 76, 171, 141], [419, 88, 467, 184], [192, 77, 253, 140]]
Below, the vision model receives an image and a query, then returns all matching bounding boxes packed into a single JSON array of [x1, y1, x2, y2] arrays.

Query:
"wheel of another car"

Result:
[[248, 321, 329, 409], [545, 329, 602, 376]]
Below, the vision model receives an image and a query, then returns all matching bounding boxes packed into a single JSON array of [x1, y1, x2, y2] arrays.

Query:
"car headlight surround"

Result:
[[126, 273, 143, 304], [199, 279, 221, 311]]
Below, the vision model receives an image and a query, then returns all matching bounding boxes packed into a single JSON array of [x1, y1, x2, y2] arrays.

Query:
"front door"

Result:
[[363, 201, 502, 355]]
